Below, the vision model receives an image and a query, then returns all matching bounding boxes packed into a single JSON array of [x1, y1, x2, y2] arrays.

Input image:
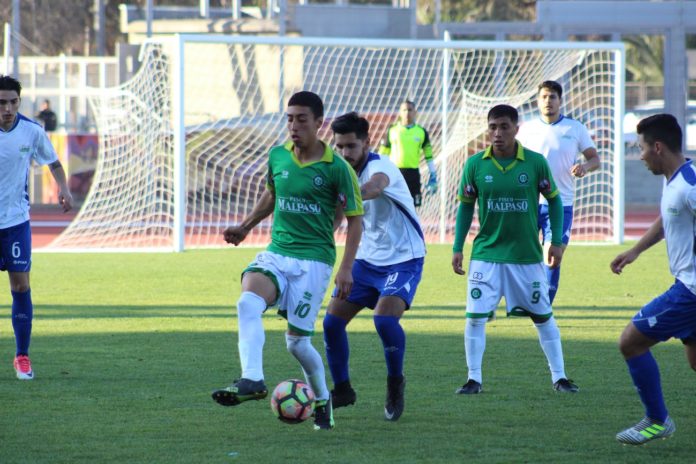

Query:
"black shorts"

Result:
[[399, 168, 421, 203]]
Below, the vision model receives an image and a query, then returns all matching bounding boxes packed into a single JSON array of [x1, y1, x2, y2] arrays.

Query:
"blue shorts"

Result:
[[538, 204, 573, 246], [332, 257, 424, 310], [0, 221, 32, 273], [632, 279, 696, 343]]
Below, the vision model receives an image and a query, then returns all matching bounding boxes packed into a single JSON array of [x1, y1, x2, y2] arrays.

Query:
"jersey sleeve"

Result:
[[335, 157, 364, 217], [577, 123, 596, 152], [456, 159, 477, 204], [265, 158, 275, 193], [686, 185, 696, 215], [31, 130, 59, 166], [421, 127, 433, 161], [537, 156, 560, 200]]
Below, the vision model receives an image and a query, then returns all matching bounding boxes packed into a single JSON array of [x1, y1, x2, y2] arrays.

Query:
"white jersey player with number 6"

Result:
[[0, 74, 73, 380]]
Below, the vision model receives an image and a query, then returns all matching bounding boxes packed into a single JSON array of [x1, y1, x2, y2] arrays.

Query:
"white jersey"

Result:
[[661, 160, 696, 294], [356, 153, 426, 266], [517, 115, 595, 206], [0, 114, 58, 229]]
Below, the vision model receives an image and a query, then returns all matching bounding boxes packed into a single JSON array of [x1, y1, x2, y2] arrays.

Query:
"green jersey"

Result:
[[266, 141, 363, 265], [378, 123, 433, 169], [457, 143, 559, 264]]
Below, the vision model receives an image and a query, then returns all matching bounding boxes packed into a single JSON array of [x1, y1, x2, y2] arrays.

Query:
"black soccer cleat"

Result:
[[456, 379, 482, 395], [553, 378, 579, 393], [331, 381, 357, 409], [384, 375, 405, 421], [212, 378, 268, 406], [313, 398, 335, 430]]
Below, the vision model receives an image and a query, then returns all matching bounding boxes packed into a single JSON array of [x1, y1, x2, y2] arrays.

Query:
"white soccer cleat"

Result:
[[13, 355, 34, 380], [616, 416, 675, 445]]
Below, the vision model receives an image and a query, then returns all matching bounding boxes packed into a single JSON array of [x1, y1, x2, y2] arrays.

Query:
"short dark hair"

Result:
[[401, 99, 415, 108], [330, 112, 370, 140], [637, 113, 683, 153], [538, 80, 562, 98], [287, 91, 323, 118], [0, 75, 22, 95], [487, 104, 518, 124]]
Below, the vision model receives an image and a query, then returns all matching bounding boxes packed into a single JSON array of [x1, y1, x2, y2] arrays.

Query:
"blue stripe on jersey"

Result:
[[550, 114, 565, 126], [358, 152, 382, 177], [361, 152, 424, 241], [538, 114, 566, 126], [24, 170, 29, 203], [394, 200, 424, 240], [18, 113, 42, 127], [675, 160, 696, 186]]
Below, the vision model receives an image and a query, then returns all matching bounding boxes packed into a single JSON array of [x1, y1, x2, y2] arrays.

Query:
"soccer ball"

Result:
[[270, 379, 315, 424]]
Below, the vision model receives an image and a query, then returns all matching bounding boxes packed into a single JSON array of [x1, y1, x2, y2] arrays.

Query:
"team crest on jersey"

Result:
[[19, 145, 31, 153], [313, 175, 325, 188], [337, 192, 347, 209], [485, 175, 493, 183], [538, 178, 551, 194], [463, 185, 477, 199], [281, 170, 289, 179], [517, 173, 529, 185], [667, 206, 679, 216], [470, 288, 482, 299]]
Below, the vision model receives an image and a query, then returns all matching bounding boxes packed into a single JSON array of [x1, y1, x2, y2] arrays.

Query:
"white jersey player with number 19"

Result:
[[323, 112, 425, 422]]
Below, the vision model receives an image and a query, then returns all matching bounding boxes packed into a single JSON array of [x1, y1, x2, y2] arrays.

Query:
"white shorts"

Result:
[[243, 251, 333, 335], [466, 260, 552, 319]]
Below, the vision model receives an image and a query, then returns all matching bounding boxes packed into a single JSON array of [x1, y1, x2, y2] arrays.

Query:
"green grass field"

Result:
[[1, 244, 694, 463]]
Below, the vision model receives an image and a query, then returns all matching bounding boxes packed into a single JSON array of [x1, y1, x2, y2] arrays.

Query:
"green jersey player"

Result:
[[451, 104, 578, 395], [211, 91, 364, 431]]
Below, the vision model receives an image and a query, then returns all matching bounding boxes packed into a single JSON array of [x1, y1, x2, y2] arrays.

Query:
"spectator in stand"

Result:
[[35, 100, 57, 132]]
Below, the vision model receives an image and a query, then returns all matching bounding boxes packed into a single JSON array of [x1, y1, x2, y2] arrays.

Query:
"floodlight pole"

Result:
[[12, 0, 19, 77]]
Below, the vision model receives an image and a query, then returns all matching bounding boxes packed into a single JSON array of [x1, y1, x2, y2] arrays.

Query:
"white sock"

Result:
[[465, 318, 487, 384], [286, 333, 329, 401], [237, 291, 266, 381], [534, 317, 567, 383]]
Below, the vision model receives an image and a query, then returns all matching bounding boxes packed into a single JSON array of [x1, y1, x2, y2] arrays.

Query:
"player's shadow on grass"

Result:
[[29, 304, 639, 322]]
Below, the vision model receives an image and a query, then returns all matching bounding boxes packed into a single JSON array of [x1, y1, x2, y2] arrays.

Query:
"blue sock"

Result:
[[545, 264, 561, 304], [626, 351, 669, 422], [374, 315, 405, 378], [12, 290, 33, 356], [323, 313, 350, 384]]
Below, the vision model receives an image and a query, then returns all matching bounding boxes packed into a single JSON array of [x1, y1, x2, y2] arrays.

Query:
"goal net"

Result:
[[46, 36, 624, 251]]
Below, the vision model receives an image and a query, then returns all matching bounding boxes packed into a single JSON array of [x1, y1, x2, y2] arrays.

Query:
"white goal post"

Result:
[[46, 35, 625, 251]]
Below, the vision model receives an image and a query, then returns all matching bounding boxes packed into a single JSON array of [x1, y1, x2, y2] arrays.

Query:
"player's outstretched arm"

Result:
[[48, 161, 73, 212], [223, 189, 275, 246], [335, 214, 362, 299], [360, 172, 389, 201], [610, 216, 663, 275]]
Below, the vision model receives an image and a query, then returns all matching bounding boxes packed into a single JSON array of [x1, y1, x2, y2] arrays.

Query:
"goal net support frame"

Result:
[[46, 35, 625, 251]]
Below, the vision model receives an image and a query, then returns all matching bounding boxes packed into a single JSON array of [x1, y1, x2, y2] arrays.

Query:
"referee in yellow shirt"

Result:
[[379, 100, 437, 207]]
